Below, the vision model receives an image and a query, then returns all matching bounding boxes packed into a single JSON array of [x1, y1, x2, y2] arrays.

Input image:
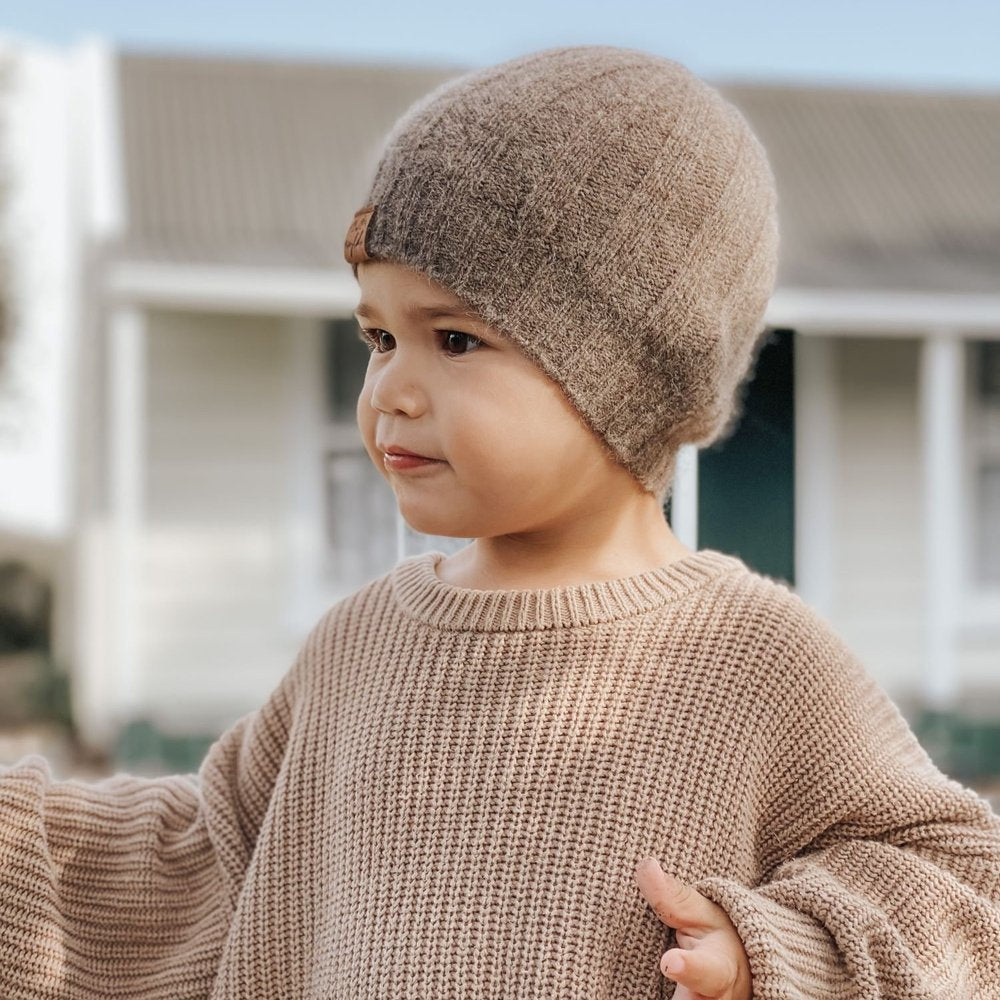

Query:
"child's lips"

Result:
[[384, 452, 444, 471]]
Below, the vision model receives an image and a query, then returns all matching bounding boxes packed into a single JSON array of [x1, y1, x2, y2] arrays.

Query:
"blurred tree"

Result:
[[0, 560, 50, 653]]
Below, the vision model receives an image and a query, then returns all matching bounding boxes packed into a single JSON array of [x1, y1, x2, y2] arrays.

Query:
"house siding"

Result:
[[831, 335, 1000, 711], [139, 309, 303, 728]]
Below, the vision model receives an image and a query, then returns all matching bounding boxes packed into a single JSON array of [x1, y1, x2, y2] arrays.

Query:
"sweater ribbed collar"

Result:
[[390, 547, 745, 632]]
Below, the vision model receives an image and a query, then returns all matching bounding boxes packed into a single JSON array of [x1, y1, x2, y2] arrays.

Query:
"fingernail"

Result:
[[663, 952, 683, 975]]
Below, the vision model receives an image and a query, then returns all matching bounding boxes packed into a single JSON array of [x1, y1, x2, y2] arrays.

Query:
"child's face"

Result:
[[354, 259, 632, 539]]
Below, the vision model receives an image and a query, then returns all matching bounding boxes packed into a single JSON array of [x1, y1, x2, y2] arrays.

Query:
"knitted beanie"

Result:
[[343, 44, 780, 503]]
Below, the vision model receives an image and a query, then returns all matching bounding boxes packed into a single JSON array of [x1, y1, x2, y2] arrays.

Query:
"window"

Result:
[[969, 340, 1000, 588], [318, 318, 467, 592], [320, 318, 397, 588]]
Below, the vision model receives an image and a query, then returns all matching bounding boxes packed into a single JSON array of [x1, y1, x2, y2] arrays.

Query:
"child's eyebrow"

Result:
[[354, 301, 483, 323]]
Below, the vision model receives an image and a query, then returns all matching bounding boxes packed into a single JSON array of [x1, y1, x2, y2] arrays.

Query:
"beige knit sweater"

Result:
[[2, 547, 999, 998]]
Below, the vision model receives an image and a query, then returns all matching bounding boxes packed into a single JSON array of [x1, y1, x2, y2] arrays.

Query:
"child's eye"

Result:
[[440, 331, 484, 356], [357, 326, 381, 353], [357, 327, 483, 357]]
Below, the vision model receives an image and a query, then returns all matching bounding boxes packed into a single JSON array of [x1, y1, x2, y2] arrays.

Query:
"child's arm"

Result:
[[690, 617, 1000, 999], [0, 637, 308, 999]]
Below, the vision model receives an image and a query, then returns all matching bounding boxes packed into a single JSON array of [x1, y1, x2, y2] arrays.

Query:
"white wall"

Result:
[[138, 309, 307, 730], [0, 39, 79, 538]]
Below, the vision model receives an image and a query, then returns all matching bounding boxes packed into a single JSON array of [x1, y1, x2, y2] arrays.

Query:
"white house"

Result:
[[0, 34, 997, 753]]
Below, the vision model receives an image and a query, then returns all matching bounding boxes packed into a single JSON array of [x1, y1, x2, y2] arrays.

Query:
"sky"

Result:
[[0, 0, 997, 92]]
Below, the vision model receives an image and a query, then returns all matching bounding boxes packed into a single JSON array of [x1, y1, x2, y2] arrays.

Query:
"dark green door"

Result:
[[667, 327, 795, 587]]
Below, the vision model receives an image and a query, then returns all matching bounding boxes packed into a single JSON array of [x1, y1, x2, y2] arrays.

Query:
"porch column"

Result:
[[283, 316, 326, 633], [918, 329, 964, 710], [670, 443, 699, 551], [794, 333, 837, 617], [108, 304, 146, 723]]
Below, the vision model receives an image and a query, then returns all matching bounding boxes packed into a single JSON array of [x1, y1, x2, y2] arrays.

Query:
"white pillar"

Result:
[[918, 329, 964, 710], [670, 443, 699, 551], [69, 35, 129, 751], [283, 317, 326, 634], [108, 304, 145, 723], [794, 333, 837, 614]]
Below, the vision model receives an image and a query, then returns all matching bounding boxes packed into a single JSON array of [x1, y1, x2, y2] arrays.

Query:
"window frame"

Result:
[[959, 336, 1000, 636]]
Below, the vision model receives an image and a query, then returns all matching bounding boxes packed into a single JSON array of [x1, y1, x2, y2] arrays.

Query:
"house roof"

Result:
[[113, 50, 1000, 295], [114, 51, 460, 270], [718, 79, 1000, 295]]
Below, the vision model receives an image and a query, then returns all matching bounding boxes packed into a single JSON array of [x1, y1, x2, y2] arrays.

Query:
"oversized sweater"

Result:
[[2, 546, 1000, 999]]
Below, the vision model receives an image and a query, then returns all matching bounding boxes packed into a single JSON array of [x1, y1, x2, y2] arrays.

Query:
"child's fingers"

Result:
[[670, 983, 701, 1000], [661, 945, 737, 998], [634, 857, 719, 930]]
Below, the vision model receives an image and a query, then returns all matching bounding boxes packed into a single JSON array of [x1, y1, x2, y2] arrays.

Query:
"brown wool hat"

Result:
[[344, 44, 780, 503]]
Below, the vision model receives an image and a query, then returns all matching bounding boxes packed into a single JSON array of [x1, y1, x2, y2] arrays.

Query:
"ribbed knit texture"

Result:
[[344, 45, 781, 502], [2, 547, 999, 998]]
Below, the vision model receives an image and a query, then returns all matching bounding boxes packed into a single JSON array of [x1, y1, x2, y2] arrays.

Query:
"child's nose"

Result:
[[369, 356, 428, 416]]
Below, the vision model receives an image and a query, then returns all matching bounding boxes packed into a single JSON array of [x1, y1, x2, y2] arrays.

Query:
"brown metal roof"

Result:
[[114, 50, 461, 269], [716, 78, 1000, 294], [114, 49, 1000, 295]]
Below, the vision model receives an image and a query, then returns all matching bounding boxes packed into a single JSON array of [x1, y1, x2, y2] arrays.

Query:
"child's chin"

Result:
[[406, 519, 467, 540], [398, 504, 479, 541]]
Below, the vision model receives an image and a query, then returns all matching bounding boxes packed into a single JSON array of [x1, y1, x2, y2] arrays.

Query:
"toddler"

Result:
[[2, 44, 999, 1000]]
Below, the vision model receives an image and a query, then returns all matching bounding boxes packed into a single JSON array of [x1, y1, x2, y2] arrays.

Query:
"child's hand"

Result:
[[634, 857, 752, 1000]]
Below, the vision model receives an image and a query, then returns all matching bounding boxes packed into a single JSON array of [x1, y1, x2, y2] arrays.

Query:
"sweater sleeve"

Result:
[[0, 639, 307, 1000], [691, 608, 1000, 1000]]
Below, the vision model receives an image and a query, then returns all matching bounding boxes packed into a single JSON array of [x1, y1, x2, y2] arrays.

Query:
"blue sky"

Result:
[[0, 0, 997, 91]]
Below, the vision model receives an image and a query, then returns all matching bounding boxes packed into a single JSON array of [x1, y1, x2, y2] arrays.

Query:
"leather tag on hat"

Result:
[[344, 204, 376, 263]]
